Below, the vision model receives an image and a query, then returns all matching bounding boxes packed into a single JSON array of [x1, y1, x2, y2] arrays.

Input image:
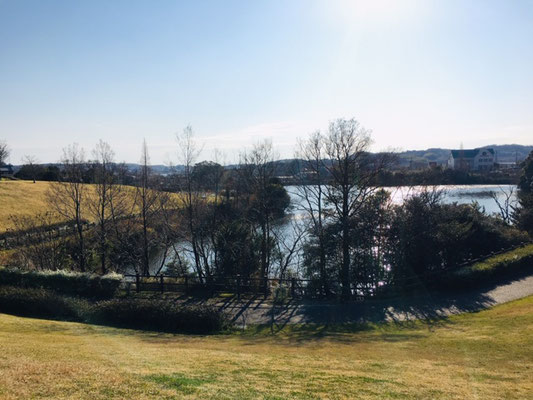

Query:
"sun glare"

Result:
[[328, 0, 427, 29]]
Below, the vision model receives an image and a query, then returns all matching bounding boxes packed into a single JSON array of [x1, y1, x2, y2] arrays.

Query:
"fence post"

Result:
[[160, 275, 164, 293], [135, 273, 140, 293], [263, 275, 268, 299], [291, 277, 296, 298], [184, 275, 189, 294], [236, 274, 241, 300]]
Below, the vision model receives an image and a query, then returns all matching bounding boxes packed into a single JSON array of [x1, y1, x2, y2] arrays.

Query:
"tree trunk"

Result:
[[142, 208, 149, 276], [341, 184, 351, 301], [77, 219, 85, 272]]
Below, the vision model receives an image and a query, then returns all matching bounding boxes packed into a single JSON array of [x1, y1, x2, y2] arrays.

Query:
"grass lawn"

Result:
[[0, 297, 532, 399]]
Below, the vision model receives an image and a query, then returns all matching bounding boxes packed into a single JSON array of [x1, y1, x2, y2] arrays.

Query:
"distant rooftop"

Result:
[[450, 148, 495, 159]]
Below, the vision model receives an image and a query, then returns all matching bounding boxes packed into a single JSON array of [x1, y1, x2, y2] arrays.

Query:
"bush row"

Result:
[[93, 299, 227, 333], [0, 286, 85, 320], [0, 268, 122, 298], [0, 286, 228, 333]]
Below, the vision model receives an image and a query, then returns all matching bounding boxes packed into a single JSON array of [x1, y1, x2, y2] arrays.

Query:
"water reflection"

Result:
[[148, 184, 517, 274]]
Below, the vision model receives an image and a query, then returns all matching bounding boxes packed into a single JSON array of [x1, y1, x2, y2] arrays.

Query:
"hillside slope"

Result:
[[0, 180, 180, 233], [0, 181, 59, 232], [0, 296, 532, 399]]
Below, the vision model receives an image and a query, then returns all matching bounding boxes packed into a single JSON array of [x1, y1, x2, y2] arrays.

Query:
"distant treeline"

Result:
[[14, 164, 62, 182], [14, 163, 137, 186], [14, 158, 521, 187], [374, 167, 520, 186]]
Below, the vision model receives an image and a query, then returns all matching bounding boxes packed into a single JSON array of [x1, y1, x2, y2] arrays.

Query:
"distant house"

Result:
[[0, 165, 14, 177], [447, 148, 495, 171]]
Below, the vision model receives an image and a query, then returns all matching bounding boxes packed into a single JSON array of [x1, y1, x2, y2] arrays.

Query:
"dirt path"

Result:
[[215, 272, 533, 327]]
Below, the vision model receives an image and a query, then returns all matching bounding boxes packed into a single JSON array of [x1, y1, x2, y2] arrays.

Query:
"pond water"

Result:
[[148, 184, 517, 274], [286, 184, 517, 218]]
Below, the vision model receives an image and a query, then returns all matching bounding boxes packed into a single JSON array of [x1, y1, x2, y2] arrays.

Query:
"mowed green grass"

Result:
[[1, 297, 532, 399]]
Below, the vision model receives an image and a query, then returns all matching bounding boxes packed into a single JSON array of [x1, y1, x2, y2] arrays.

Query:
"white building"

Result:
[[448, 148, 495, 171]]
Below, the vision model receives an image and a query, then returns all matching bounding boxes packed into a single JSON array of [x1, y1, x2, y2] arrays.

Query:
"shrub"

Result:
[[387, 195, 529, 289], [0, 286, 86, 320], [0, 286, 228, 334], [91, 298, 229, 334], [0, 268, 122, 298], [515, 150, 533, 235]]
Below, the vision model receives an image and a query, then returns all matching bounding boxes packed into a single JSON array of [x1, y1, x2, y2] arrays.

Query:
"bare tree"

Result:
[[106, 163, 138, 273], [47, 144, 88, 271], [271, 218, 306, 280], [88, 140, 119, 274], [134, 139, 159, 276], [240, 140, 278, 278], [295, 132, 330, 295], [175, 126, 208, 281], [322, 118, 389, 300], [491, 186, 517, 225], [207, 150, 226, 273], [139, 139, 151, 275], [152, 192, 182, 276], [22, 155, 39, 183], [0, 140, 9, 166], [128, 140, 174, 276]]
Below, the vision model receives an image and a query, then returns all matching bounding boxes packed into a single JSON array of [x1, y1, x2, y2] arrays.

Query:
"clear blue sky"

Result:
[[1, 0, 532, 164]]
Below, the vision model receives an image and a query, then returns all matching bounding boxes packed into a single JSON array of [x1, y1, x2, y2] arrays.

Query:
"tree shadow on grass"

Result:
[[220, 286, 505, 343], [46, 269, 530, 344]]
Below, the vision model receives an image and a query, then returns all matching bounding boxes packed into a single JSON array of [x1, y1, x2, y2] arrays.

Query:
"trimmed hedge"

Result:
[[0, 286, 86, 320], [92, 299, 228, 334], [445, 244, 533, 289], [0, 286, 228, 334], [0, 268, 122, 298]]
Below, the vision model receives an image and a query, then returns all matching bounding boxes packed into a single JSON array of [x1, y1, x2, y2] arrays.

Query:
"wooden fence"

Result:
[[122, 242, 531, 300], [122, 274, 313, 299]]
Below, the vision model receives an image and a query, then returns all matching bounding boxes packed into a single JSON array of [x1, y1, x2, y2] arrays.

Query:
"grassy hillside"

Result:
[[0, 180, 59, 232], [0, 296, 532, 399], [0, 180, 180, 234]]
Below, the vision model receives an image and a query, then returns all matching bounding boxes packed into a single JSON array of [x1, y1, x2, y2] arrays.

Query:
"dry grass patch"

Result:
[[0, 180, 110, 232], [1, 296, 532, 399], [0, 180, 183, 234], [0, 181, 60, 232]]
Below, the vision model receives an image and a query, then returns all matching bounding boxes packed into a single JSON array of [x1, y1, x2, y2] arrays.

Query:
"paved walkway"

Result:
[[214, 272, 533, 327]]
